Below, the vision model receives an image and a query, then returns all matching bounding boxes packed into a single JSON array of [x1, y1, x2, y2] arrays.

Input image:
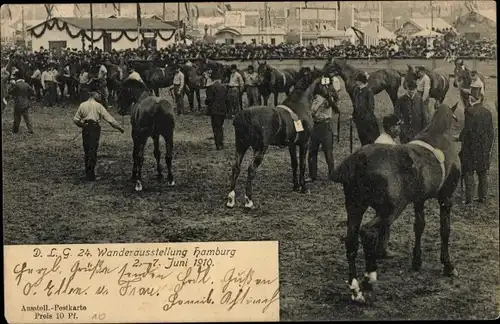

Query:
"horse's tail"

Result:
[[330, 150, 368, 184]]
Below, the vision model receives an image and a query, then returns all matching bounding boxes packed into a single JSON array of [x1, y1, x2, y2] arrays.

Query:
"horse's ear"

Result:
[[264, 61, 267, 65]]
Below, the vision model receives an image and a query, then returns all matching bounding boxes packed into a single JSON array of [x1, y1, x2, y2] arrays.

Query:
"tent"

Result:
[[412, 29, 441, 38], [362, 22, 396, 40]]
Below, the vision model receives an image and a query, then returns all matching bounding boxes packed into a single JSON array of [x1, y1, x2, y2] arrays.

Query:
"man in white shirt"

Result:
[[416, 66, 431, 115], [97, 63, 109, 108], [31, 64, 42, 100], [374, 114, 401, 145]]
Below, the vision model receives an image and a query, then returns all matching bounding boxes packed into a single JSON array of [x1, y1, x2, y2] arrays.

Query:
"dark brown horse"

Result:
[[322, 58, 402, 108], [179, 63, 207, 112], [330, 102, 460, 303], [226, 67, 339, 209], [199, 59, 246, 105], [404, 65, 450, 105], [116, 79, 175, 191], [453, 62, 486, 107], [256, 61, 298, 107]]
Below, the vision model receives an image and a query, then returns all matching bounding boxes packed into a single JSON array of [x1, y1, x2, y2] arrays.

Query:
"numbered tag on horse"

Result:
[[294, 120, 304, 132], [321, 77, 330, 85]]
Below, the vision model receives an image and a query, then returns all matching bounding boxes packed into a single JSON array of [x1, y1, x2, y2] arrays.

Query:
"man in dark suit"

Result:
[[458, 79, 495, 204], [352, 72, 380, 145], [394, 79, 428, 143], [8, 72, 35, 134], [205, 78, 228, 150]]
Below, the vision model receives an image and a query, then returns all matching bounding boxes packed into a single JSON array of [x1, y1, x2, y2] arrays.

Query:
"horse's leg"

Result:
[[273, 91, 279, 107], [244, 145, 268, 209], [132, 132, 148, 191], [289, 144, 299, 191], [388, 89, 399, 109], [226, 138, 249, 208], [164, 131, 175, 187], [438, 195, 458, 277], [359, 203, 406, 301], [344, 184, 368, 302], [153, 134, 163, 179], [412, 201, 426, 271], [154, 88, 159, 97], [299, 141, 309, 193], [187, 90, 195, 112], [195, 89, 202, 111]]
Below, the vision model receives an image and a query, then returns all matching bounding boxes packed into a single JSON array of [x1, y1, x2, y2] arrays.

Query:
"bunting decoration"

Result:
[[304, 2, 308, 9], [337, 1, 341, 11], [225, 4, 231, 11], [2, 4, 13, 20], [136, 3, 142, 27], [112, 3, 119, 12], [216, 4, 224, 16]]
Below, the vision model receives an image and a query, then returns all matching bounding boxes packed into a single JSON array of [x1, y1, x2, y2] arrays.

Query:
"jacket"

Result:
[[205, 80, 229, 116], [8, 80, 35, 110], [394, 92, 428, 143]]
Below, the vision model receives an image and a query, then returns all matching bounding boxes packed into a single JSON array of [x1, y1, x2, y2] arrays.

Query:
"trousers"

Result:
[[308, 120, 335, 180], [463, 170, 488, 202], [246, 86, 260, 107], [173, 85, 184, 114], [82, 120, 101, 179], [13, 107, 34, 134], [210, 115, 225, 150]]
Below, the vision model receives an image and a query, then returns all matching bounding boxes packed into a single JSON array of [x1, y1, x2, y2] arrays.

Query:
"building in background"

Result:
[[454, 10, 496, 40], [214, 26, 286, 45], [395, 18, 453, 37], [27, 17, 176, 52]]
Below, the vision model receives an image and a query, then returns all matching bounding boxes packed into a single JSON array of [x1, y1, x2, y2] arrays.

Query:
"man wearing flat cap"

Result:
[[352, 72, 380, 145], [171, 64, 185, 115], [394, 79, 427, 144], [458, 78, 494, 205], [375, 114, 401, 145], [416, 66, 431, 115], [460, 70, 484, 108], [244, 65, 259, 107], [73, 91, 124, 181]]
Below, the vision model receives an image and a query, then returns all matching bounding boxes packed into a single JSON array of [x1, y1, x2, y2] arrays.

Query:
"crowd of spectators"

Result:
[[1, 33, 496, 63]]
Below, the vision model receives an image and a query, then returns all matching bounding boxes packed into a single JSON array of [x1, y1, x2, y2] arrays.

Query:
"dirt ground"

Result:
[[3, 78, 499, 320]]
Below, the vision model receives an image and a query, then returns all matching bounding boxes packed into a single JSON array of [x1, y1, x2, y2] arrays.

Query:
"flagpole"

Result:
[[299, 5, 303, 46], [163, 3, 166, 20], [137, 3, 141, 48], [21, 5, 26, 50], [177, 2, 181, 45], [90, 4, 94, 51], [430, 0, 434, 29]]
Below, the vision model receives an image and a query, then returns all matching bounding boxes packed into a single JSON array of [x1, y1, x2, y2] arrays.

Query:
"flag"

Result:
[[136, 3, 141, 26], [304, 2, 308, 8], [337, 1, 341, 11], [3, 4, 12, 20], [44, 4, 55, 19], [225, 4, 231, 11], [216, 4, 224, 15], [113, 3, 119, 12]]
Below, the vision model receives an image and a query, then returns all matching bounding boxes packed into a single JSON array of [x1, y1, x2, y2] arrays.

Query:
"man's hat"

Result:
[[470, 79, 483, 89], [248, 65, 254, 70], [355, 72, 367, 83], [383, 114, 401, 130], [416, 66, 426, 72]]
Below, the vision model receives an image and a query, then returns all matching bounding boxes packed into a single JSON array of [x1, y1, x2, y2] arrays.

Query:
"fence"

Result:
[[213, 57, 498, 78]]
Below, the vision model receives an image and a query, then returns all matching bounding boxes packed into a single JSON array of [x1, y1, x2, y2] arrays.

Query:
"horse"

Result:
[[226, 67, 339, 209], [404, 65, 450, 105], [179, 63, 207, 112], [453, 62, 486, 106], [116, 78, 176, 191], [256, 61, 298, 107], [330, 102, 460, 304], [322, 58, 402, 108], [199, 59, 246, 106]]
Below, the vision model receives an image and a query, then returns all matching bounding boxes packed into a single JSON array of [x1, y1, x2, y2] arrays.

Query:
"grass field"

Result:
[[3, 78, 499, 320]]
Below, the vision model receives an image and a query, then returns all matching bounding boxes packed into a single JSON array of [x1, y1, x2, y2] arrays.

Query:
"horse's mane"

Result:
[[282, 77, 322, 107], [414, 104, 455, 142]]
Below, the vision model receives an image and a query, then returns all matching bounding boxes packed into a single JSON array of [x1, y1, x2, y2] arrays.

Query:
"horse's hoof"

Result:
[[244, 196, 255, 209], [350, 292, 366, 304], [226, 200, 235, 208], [300, 187, 309, 194], [134, 180, 143, 192], [443, 267, 459, 277], [292, 185, 300, 192], [156, 174, 164, 180], [167, 180, 175, 187]]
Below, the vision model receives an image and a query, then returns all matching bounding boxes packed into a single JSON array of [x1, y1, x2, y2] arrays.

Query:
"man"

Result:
[[73, 91, 124, 181], [306, 86, 339, 182], [458, 79, 494, 204], [41, 63, 57, 107], [460, 70, 485, 106], [97, 62, 109, 108], [352, 72, 380, 145], [394, 80, 428, 144], [8, 72, 35, 134], [244, 65, 260, 107], [126, 66, 146, 86], [79, 65, 90, 102], [375, 114, 401, 145], [227, 64, 244, 117], [1, 62, 10, 108], [30, 64, 43, 100], [171, 65, 185, 115], [416, 66, 431, 115], [205, 77, 228, 150]]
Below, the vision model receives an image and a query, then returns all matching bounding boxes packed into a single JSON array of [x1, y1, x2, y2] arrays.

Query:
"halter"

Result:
[[408, 140, 446, 191]]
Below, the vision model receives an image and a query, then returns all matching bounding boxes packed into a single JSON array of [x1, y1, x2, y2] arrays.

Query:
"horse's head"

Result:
[[117, 79, 149, 115], [256, 61, 271, 84], [404, 64, 419, 89], [322, 57, 344, 77], [315, 75, 341, 114], [453, 64, 471, 88]]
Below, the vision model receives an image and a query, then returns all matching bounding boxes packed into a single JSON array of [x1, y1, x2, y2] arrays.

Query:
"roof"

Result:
[[478, 10, 496, 23], [412, 29, 442, 37], [27, 17, 176, 32], [215, 26, 286, 36], [407, 18, 452, 31], [361, 22, 396, 39]]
